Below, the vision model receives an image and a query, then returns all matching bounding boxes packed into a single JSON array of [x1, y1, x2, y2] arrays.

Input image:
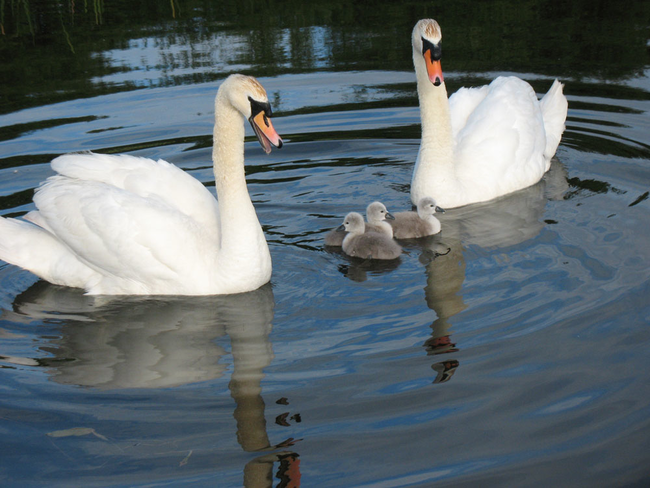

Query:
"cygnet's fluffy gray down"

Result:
[[324, 201, 394, 246], [341, 212, 401, 260], [390, 197, 445, 239]]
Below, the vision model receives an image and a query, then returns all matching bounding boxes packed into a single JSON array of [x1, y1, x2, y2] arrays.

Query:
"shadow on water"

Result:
[[2, 282, 301, 487]]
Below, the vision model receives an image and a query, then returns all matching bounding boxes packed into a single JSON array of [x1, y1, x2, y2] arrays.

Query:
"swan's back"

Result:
[[0, 153, 226, 294], [449, 85, 489, 139], [365, 221, 393, 236], [51, 153, 221, 242], [343, 232, 401, 260], [453, 77, 551, 200], [33, 176, 221, 294], [324, 228, 346, 247], [390, 197, 442, 239], [390, 212, 438, 239]]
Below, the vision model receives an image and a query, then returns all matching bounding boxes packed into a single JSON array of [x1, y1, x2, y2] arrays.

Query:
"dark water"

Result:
[[1, 2, 650, 486]]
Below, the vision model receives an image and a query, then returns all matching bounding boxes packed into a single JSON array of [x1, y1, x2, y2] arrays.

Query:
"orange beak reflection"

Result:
[[250, 111, 283, 155], [424, 50, 444, 86]]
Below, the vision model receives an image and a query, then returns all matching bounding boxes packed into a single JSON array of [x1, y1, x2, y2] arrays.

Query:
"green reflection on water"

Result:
[[1, 0, 649, 115]]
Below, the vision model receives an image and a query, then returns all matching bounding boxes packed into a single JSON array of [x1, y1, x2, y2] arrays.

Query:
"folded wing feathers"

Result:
[[51, 153, 220, 243], [539, 79, 568, 160]]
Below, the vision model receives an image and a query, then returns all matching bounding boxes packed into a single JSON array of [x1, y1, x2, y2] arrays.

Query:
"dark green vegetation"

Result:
[[1, 0, 649, 114]]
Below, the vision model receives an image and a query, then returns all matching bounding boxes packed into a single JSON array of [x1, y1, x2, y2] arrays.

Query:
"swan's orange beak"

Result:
[[424, 49, 444, 86], [250, 110, 283, 155]]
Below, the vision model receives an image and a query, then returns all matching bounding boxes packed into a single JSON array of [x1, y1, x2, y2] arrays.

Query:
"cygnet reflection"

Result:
[[341, 212, 402, 260], [390, 196, 445, 239], [324, 201, 394, 246]]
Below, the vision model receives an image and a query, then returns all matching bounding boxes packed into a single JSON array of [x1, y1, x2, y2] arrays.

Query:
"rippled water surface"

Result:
[[1, 2, 650, 487]]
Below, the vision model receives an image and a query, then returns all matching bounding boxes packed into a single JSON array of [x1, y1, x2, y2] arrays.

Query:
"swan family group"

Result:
[[0, 19, 568, 296]]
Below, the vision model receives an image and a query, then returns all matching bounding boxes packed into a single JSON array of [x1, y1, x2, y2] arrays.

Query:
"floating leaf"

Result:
[[47, 427, 107, 440], [91, 430, 108, 441], [180, 450, 193, 467]]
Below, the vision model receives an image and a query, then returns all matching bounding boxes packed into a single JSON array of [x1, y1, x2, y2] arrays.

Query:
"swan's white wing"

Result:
[[449, 85, 489, 139], [0, 216, 100, 288], [32, 177, 219, 294], [454, 77, 547, 194], [52, 153, 221, 244], [539, 79, 568, 159]]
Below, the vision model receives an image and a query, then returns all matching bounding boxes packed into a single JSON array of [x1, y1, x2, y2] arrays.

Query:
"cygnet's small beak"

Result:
[[385, 212, 396, 220], [336, 224, 346, 231], [435, 206, 445, 213]]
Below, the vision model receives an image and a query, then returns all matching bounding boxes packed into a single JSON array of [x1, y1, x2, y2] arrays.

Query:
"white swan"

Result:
[[390, 197, 444, 239], [410, 19, 568, 208], [341, 212, 402, 260], [0, 74, 283, 295], [324, 201, 395, 246]]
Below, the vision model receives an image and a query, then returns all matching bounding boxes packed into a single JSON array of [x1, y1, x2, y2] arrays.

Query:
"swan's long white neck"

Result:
[[212, 92, 271, 288], [411, 50, 457, 205]]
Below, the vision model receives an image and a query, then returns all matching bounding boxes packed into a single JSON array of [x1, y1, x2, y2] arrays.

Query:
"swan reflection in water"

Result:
[[7, 282, 301, 488], [411, 159, 569, 383]]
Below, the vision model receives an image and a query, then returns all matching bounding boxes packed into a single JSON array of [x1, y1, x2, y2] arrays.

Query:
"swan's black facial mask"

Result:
[[421, 37, 442, 60], [421, 37, 444, 86], [249, 96, 273, 119]]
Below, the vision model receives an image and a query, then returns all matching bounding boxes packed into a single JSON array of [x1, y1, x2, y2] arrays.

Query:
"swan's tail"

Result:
[[0, 216, 94, 288], [540, 79, 568, 160]]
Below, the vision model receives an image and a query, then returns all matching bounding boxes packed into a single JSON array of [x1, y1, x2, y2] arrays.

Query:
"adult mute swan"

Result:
[[410, 19, 568, 208], [0, 74, 283, 295]]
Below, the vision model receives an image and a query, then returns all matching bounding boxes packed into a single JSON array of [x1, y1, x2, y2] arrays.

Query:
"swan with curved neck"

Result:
[[411, 19, 568, 208], [0, 74, 282, 295]]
